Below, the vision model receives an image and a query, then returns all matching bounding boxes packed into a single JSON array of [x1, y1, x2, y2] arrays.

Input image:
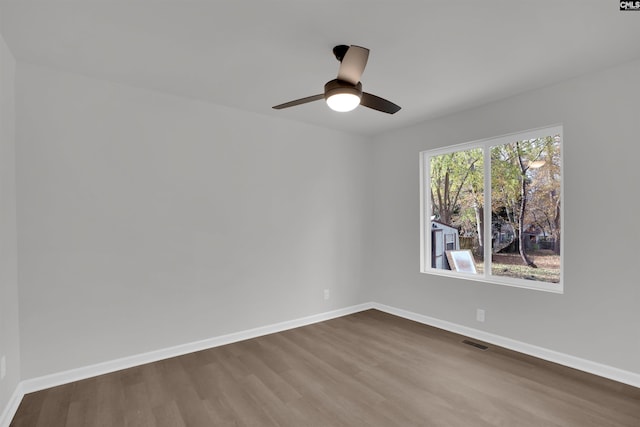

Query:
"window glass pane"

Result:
[[429, 148, 483, 273], [490, 135, 561, 284]]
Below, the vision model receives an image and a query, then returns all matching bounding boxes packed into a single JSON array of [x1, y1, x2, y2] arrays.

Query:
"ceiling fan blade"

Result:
[[337, 45, 369, 85], [272, 94, 324, 110], [361, 92, 401, 114]]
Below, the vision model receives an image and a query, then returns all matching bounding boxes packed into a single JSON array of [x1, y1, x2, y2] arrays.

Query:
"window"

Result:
[[420, 125, 563, 293]]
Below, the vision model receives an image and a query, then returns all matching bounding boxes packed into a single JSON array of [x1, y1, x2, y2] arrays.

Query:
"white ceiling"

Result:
[[2, 0, 640, 136]]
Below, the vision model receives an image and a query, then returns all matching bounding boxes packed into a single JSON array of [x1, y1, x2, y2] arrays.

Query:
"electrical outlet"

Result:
[[324, 289, 330, 300], [1, 355, 6, 380], [476, 309, 485, 322]]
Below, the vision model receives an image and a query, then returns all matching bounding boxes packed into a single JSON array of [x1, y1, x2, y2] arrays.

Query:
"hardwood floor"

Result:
[[10, 310, 640, 426]]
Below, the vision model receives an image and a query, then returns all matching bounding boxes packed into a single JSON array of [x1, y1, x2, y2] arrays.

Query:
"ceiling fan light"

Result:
[[324, 80, 363, 113], [326, 92, 361, 112]]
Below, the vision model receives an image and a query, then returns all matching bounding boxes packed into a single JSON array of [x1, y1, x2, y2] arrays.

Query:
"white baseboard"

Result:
[[0, 382, 24, 427], [2, 301, 638, 427], [371, 302, 640, 389]]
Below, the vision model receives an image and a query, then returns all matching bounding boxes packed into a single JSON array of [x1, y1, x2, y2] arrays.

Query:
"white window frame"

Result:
[[420, 125, 564, 293]]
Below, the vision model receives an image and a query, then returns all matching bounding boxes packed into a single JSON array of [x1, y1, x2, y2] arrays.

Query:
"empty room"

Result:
[[1, 1, 639, 426]]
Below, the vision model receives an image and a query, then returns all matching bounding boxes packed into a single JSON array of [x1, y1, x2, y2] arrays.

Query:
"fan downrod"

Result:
[[332, 45, 350, 62]]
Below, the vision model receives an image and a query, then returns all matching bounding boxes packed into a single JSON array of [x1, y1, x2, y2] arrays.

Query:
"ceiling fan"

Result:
[[272, 45, 401, 114]]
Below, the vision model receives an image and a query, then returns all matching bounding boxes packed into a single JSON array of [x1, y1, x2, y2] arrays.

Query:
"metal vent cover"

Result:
[[462, 339, 488, 351]]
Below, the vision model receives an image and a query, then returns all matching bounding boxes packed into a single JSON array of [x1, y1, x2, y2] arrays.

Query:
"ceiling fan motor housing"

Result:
[[324, 79, 363, 100]]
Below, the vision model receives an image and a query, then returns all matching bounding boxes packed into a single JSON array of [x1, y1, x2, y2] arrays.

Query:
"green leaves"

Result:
[[430, 148, 483, 229]]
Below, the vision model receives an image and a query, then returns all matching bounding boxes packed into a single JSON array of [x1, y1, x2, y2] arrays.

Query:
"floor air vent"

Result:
[[462, 339, 488, 350]]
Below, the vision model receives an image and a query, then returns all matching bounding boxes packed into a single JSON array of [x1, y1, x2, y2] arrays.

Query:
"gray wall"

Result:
[[0, 33, 20, 414], [369, 59, 640, 373], [16, 63, 371, 379]]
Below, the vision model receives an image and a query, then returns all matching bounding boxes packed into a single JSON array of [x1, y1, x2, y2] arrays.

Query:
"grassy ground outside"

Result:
[[476, 250, 560, 283]]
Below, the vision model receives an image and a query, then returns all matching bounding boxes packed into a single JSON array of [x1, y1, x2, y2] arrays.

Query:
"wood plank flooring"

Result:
[[10, 310, 640, 426]]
